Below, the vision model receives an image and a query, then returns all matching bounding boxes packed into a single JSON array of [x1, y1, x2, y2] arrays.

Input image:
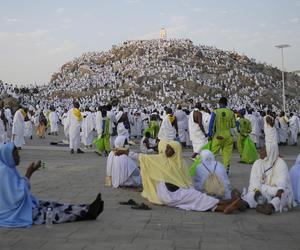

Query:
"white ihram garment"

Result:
[[278, 117, 288, 144], [65, 109, 82, 150], [95, 111, 103, 137], [106, 136, 141, 188], [156, 182, 219, 211], [158, 115, 176, 141], [49, 111, 59, 133], [81, 111, 94, 146], [289, 115, 299, 145], [242, 144, 295, 212], [188, 110, 207, 154], [0, 118, 7, 143], [175, 110, 188, 143], [264, 116, 278, 148], [12, 109, 25, 148], [245, 114, 259, 144]]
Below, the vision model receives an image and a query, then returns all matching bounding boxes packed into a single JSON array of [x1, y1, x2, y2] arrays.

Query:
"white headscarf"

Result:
[[200, 150, 215, 167], [114, 135, 127, 148]]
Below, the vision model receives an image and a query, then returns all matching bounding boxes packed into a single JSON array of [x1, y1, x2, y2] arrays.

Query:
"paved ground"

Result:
[[1, 130, 300, 250]]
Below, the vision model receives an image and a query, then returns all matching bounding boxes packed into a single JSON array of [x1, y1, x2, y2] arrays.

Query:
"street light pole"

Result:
[[275, 44, 290, 113]]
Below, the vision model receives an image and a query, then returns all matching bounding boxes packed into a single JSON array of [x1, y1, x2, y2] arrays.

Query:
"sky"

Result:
[[0, 0, 299, 86]]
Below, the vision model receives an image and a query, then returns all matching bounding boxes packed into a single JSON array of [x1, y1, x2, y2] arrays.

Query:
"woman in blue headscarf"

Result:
[[0, 142, 104, 228]]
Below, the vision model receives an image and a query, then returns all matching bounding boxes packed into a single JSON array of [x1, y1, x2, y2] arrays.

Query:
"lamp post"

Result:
[[275, 44, 290, 113]]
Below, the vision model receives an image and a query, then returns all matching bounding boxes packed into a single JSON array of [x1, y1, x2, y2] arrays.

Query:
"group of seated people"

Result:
[[106, 135, 299, 215], [1, 135, 299, 228]]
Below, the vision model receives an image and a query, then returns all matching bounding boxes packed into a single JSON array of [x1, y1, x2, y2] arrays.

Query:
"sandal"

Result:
[[256, 203, 274, 215], [131, 203, 151, 210], [119, 199, 138, 206]]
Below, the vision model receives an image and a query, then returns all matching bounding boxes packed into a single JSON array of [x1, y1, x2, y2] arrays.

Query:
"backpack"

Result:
[[203, 162, 225, 198]]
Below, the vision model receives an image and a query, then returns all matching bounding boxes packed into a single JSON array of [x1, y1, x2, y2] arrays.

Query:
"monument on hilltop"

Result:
[[160, 28, 167, 40]]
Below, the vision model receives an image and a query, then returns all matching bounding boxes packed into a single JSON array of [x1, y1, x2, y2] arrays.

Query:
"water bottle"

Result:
[[241, 187, 247, 199], [46, 207, 53, 228]]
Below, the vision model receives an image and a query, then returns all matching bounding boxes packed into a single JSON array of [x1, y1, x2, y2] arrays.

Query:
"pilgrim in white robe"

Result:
[[290, 154, 300, 204], [289, 115, 299, 145], [4, 108, 12, 126], [95, 111, 103, 137], [242, 144, 295, 212], [24, 120, 33, 138], [264, 116, 278, 148], [12, 109, 25, 148], [175, 109, 188, 143], [0, 115, 7, 143], [156, 182, 219, 211], [278, 116, 288, 144], [61, 112, 69, 140], [193, 150, 232, 200], [81, 111, 94, 147], [131, 114, 142, 138], [188, 110, 208, 154], [49, 111, 59, 134], [158, 115, 176, 141], [245, 113, 260, 145], [107, 110, 117, 148], [65, 109, 82, 151], [106, 136, 141, 188], [257, 114, 265, 148]]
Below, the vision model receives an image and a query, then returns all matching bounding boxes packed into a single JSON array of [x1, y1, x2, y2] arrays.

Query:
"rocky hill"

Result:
[[47, 39, 300, 111], [2, 39, 300, 112]]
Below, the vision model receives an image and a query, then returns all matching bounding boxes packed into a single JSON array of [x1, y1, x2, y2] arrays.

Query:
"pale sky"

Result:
[[0, 0, 299, 86]]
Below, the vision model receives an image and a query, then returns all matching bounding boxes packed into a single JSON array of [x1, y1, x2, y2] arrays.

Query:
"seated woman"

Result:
[[290, 154, 300, 205], [139, 140, 243, 213], [0, 142, 104, 228], [106, 135, 141, 188], [193, 150, 232, 200]]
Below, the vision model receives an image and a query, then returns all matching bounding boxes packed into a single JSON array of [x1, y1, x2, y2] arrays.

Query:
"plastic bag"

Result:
[[93, 137, 104, 151], [189, 140, 212, 176], [202, 140, 212, 151], [189, 156, 201, 176], [241, 136, 258, 164]]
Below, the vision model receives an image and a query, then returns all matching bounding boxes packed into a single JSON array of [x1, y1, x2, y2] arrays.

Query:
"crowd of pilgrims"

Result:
[[1, 39, 300, 227], [1, 39, 299, 113], [0, 94, 300, 227]]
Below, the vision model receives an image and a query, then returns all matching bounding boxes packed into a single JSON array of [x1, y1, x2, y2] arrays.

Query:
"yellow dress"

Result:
[[139, 140, 192, 204]]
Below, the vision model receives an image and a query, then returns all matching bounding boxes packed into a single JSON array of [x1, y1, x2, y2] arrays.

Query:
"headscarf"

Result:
[[139, 140, 192, 204], [114, 135, 127, 148], [0, 142, 38, 227], [200, 150, 215, 167]]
